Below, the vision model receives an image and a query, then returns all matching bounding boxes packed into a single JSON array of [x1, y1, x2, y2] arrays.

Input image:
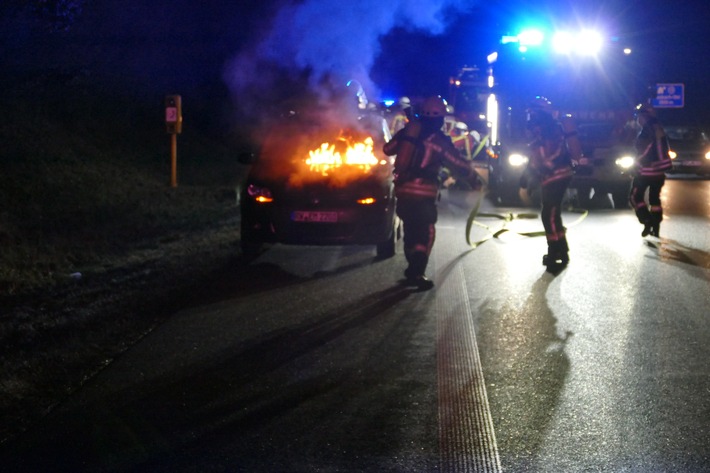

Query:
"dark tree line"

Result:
[[1, 0, 86, 32]]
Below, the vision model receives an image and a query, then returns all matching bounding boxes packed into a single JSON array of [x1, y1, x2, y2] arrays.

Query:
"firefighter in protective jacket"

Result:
[[523, 96, 575, 270], [629, 103, 673, 237], [383, 95, 478, 290]]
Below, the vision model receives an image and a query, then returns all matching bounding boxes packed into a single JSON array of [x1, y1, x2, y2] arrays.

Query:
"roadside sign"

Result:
[[652, 83, 684, 108], [165, 95, 183, 134]]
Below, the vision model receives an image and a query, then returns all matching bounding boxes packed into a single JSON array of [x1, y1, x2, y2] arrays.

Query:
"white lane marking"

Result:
[[435, 245, 502, 472]]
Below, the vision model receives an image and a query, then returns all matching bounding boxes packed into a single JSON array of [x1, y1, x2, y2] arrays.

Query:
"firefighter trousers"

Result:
[[541, 176, 572, 257], [396, 198, 437, 278], [630, 175, 665, 225]]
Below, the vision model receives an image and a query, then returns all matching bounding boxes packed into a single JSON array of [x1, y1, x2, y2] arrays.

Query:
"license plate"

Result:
[[292, 211, 338, 223]]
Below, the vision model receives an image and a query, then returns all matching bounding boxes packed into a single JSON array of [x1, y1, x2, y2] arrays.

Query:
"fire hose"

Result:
[[464, 189, 589, 248]]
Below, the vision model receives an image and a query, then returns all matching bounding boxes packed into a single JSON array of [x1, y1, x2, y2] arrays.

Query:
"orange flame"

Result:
[[306, 136, 380, 176]]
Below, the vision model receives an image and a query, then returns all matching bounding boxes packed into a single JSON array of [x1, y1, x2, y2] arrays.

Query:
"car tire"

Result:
[[240, 219, 263, 260], [376, 217, 400, 259]]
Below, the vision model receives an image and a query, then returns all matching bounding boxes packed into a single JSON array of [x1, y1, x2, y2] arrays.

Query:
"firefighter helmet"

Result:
[[398, 96, 411, 109], [635, 102, 656, 117], [420, 96, 448, 118], [454, 121, 469, 132], [528, 96, 554, 114]]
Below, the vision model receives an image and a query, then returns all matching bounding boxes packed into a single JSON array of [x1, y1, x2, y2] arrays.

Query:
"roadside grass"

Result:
[[0, 73, 246, 297], [0, 73, 251, 441]]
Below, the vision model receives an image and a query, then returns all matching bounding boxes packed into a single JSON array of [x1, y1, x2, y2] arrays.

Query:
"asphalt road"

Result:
[[1, 177, 709, 472]]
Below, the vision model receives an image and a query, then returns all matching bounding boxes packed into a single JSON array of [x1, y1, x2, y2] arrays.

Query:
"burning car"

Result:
[[238, 109, 400, 259]]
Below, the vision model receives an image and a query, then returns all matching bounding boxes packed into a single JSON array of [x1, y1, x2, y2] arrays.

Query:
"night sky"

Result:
[[2, 1, 709, 121]]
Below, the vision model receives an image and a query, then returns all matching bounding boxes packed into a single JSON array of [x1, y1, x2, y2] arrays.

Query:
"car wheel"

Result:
[[240, 239, 262, 260], [240, 219, 263, 260], [376, 218, 400, 259]]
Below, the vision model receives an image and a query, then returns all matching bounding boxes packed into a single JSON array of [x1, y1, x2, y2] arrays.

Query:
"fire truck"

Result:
[[448, 29, 647, 208]]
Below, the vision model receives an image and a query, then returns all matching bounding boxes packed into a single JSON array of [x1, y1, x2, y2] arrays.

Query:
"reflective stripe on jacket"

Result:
[[636, 120, 672, 177], [384, 125, 474, 201]]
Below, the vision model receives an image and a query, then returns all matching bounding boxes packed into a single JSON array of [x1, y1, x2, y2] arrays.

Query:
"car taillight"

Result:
[[247, 184, 274, 203], [357, 197, 376, 205]]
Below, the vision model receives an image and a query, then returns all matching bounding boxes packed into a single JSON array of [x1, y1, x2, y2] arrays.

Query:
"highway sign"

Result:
[[652, 83, 684, 108]]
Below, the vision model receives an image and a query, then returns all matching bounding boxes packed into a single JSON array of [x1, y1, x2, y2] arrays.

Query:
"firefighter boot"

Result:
[[649, 212, 662, 237], [651, 222, 660, 237], [403, 252, 434, 290], [543, 241, 568, 270], [559, 237, 570, 265], [641, 220, 653, 237]]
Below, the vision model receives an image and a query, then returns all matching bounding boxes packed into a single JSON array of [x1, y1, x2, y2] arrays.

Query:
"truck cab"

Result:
[[448, 37, 647, 208]]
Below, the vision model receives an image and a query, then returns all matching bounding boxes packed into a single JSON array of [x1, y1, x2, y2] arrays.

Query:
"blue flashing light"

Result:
[[504, 26, 607, 57], [517, 28, 544, 47]]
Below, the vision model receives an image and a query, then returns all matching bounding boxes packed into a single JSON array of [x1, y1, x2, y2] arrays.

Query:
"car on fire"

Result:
[[664, 125, 710, 176], [238, 109, 401, 259]]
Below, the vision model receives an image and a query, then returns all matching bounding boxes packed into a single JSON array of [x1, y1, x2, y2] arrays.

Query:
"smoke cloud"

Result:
[[224, 0, 472, 127]]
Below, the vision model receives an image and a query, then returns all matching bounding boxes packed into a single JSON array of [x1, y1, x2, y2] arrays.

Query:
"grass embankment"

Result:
[[0, 73, 246, 297], [0, 73, 251, 442]]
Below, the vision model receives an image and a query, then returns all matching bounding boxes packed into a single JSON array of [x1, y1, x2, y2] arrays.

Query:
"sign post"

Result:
[[165, 95, 183, 187], [652, 83, 684, 108]]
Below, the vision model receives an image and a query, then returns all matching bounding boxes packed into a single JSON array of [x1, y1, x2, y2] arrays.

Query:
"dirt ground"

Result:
[[0, 210, 244, 444]]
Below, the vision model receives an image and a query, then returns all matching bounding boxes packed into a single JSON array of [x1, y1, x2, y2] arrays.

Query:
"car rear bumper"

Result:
[[242, 202, 396, 246]]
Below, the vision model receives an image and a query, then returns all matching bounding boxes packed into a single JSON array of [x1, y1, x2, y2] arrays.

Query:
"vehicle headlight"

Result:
[[247, 183, 274, 203], [705, 150, 710, 160], [508, 153, 529, 167], [669, 150, 677, 159], [615, 156, 635, 169]]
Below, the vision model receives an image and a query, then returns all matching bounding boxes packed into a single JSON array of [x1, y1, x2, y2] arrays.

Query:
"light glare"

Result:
[[615, 156, 635, 169], [518, 29, 544, 46], [577, 30, 603, 55], [509, 153, 528, 167], [552, 31, 573, 54]]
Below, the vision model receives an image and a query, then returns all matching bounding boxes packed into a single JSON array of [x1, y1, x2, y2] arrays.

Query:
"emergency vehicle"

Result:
[[449, 28, 647, 207]]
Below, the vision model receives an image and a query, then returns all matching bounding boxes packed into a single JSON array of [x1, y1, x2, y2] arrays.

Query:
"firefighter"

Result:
[[443, 104, 457, 136], [450, 122, 474, 160], [442, 121, 488, 190], [523, 96, 574, 271], [389, 96, 412, 135], [629, 103, 673, 237], [383, 95, 479, 290], [440, 121, 471, 188]]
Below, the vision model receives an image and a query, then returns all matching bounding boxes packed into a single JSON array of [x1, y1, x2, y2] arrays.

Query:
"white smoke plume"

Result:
[[224, 0, 472, 129]]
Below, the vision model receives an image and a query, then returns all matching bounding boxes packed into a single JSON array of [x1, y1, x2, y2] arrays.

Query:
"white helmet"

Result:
[[420, 96, 447, 118]]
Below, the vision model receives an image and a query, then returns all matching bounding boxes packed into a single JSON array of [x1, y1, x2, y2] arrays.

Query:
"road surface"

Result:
[[2, 177, 709, 472]]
